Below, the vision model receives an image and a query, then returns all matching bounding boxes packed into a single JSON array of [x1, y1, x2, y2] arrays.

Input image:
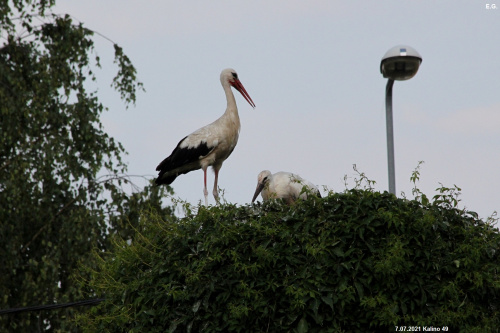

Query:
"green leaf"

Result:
[[192, 300, 201, 313], [297, 317, 308, 333], [321, 294, 334, 310], [354, 281, 364, 299], [333, 247, 344, 257]]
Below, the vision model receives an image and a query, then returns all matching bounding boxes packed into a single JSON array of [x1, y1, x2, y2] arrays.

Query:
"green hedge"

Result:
[[77, 189, 500, 332]]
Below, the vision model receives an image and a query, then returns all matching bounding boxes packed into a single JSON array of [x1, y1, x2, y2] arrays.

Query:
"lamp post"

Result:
[[380, 45, 422, 195]]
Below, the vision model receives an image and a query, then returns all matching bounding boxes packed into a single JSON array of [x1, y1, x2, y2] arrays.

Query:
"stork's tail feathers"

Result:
[[155, 174, 177, 186]]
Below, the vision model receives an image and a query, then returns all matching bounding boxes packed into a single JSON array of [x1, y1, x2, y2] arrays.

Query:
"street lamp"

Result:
[[380, 45, 422, 195]]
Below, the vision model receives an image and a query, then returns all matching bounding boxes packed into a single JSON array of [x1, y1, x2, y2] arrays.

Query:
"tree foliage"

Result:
[[0, 1, 163, 332], [77, 187, 500, 332]]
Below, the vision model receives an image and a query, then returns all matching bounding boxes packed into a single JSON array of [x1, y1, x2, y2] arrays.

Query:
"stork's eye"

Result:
[[231, 72, 238, 80]]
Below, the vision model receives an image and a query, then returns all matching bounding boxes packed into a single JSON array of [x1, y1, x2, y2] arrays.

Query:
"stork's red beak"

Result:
[[231, 79, 256, 108]]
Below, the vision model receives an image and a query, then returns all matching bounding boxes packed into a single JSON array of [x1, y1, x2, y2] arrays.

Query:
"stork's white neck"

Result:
[[220, 81, 241, 135], [223, 82, 238, 115]]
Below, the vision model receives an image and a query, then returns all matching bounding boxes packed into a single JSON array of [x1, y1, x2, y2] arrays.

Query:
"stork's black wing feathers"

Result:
[[155, 136, 213, 186]]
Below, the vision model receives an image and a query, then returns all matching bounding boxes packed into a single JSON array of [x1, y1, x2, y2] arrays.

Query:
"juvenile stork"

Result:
[[155, 68, 255, 205], [251, 170, 321, 205]]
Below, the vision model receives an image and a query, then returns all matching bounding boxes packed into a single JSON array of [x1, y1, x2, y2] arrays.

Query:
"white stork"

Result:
[[252, 170, 321, 205], [155, 68, 255, 205]]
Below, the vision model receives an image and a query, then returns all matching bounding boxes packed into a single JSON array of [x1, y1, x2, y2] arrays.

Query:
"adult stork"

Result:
[[155, 68, 255, 205], [252, 170, 321, 205]]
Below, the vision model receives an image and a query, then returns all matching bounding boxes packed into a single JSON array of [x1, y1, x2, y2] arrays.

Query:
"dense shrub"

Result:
[[77, 189, 499, 332]]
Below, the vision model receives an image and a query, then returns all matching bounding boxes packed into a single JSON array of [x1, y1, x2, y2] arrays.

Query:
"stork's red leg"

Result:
[[213, 168, 220, 205], [203, 167, 208, 206]]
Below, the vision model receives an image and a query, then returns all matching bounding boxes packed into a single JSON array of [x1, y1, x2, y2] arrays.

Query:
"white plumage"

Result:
[[155, 68, 255, 205], [252, 170, 321, 205]]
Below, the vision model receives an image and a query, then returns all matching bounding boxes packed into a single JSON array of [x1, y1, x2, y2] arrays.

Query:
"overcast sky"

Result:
[[54, 1, 499, 223]]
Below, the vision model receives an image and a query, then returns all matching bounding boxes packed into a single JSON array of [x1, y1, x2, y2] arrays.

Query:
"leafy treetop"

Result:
[[0, 1, 156, 332], [77, 186, 500, 333]]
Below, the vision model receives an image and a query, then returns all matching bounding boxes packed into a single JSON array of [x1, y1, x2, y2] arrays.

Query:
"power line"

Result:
[[0, 298, 104, 315]]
